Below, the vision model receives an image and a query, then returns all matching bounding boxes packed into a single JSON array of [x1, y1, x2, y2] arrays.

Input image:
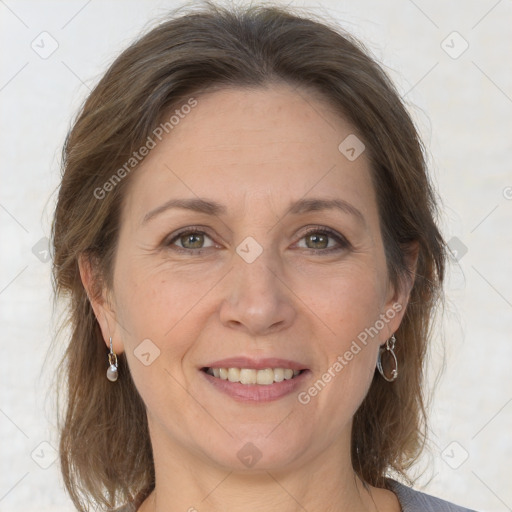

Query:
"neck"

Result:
[[139, 426, 382, 512]]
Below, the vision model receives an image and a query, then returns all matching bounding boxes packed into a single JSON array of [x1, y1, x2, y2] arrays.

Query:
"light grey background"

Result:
[[1, 0, 511, 511]]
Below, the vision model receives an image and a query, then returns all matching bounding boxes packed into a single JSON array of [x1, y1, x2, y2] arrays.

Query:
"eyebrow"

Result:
[[142, 197, 365, 225], [143, 198, 227, 223], [287, 198, 365, 224]]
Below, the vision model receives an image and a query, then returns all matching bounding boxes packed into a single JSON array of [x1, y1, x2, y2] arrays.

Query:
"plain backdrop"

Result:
[[1, 0, 511, 511]]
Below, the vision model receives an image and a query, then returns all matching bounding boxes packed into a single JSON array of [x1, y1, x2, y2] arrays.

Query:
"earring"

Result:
[[106, 337, 118, 382], [377, 334, 398, 382]]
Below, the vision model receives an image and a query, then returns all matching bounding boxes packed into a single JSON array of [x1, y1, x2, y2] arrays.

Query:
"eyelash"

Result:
[[164, 225, 351, 255]]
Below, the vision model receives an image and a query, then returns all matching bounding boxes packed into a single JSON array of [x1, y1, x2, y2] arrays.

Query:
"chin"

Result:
[[196, 428, 312, 472]]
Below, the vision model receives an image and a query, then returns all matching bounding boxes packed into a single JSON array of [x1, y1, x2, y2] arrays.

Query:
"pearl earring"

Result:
[[106, 337, 118, 382]]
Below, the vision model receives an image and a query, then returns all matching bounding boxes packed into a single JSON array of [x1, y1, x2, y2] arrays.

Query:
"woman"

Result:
[[51, 3, 477, 511]]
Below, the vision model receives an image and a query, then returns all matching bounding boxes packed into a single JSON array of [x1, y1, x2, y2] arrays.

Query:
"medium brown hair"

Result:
[[52, 2, 445, 510]]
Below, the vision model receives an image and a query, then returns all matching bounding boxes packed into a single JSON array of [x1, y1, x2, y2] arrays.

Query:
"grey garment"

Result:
[[113, 479, 478, 512], [387, 478, 478, 512]]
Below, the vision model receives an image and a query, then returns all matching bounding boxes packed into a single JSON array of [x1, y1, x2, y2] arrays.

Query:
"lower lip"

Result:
[[201, 370, 310, 402]]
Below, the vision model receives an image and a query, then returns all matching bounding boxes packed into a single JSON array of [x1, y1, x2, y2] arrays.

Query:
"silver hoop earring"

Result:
[[106, 337, 118, 382], [377, 334, 398, 382]]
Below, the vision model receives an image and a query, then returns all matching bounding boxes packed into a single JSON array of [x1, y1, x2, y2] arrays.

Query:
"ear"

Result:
[[381, 241, 419, 339], [78, 253, 125, 354]]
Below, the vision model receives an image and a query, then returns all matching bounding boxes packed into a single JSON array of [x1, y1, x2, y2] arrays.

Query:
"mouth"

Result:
[[199, 358, 310, 402], [201, 367, 305, 385]]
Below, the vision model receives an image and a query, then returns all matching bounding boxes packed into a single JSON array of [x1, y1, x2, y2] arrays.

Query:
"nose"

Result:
[[218, 248, 297, 337]]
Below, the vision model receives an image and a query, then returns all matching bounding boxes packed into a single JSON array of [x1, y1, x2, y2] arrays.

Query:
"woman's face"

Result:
[[102, 84, 410, 472]]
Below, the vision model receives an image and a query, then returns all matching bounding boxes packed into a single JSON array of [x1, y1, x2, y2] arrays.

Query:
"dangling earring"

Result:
[[106, 337, 118, 382], [377, 334, 398, 382]]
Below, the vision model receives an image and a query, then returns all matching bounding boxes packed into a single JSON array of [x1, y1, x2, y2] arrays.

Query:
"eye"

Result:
[[166, 228, 216, 251], [296, 226, 350, 252], [163, 226, 350, 254]]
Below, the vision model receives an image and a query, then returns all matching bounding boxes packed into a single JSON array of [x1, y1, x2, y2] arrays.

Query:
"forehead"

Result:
[[122, 84, 377, 223]]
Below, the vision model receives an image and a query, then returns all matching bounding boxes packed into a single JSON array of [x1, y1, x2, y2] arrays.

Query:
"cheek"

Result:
[[112, 269, 202, 420], [298, 264, 385, 407], [306, 262, 387, 343], [111, 256, 200, 380], [113, 251, 208, 340]]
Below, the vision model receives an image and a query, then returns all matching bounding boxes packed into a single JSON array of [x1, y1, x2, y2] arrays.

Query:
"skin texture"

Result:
[[81, 84, 415, 511]]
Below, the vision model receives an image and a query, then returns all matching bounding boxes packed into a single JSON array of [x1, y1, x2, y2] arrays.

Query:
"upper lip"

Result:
[[202, 357, 308, 371]]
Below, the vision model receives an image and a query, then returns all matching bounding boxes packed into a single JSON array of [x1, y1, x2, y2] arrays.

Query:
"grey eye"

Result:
[[169, 231, 215, 250], [304, 232, 330, 249]]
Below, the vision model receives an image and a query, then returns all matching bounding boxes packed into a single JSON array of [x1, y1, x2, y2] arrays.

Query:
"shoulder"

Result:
[[386, 478, 479, 512]]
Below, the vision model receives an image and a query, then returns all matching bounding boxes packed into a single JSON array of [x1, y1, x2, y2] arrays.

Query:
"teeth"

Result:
[[240, 368, 257, 384], [205, 367, 302, 385], [274, 368, 284, 382], [256, 368, 274, 385], [227, 368, 240, 382]]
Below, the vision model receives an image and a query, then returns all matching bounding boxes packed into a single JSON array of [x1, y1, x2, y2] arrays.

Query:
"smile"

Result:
[[200, 357, 310, 402], [203, 367, 303, 385]]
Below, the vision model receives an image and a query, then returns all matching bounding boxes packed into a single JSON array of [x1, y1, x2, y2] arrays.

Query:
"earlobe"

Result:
[[78, 253, 123, 354]]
